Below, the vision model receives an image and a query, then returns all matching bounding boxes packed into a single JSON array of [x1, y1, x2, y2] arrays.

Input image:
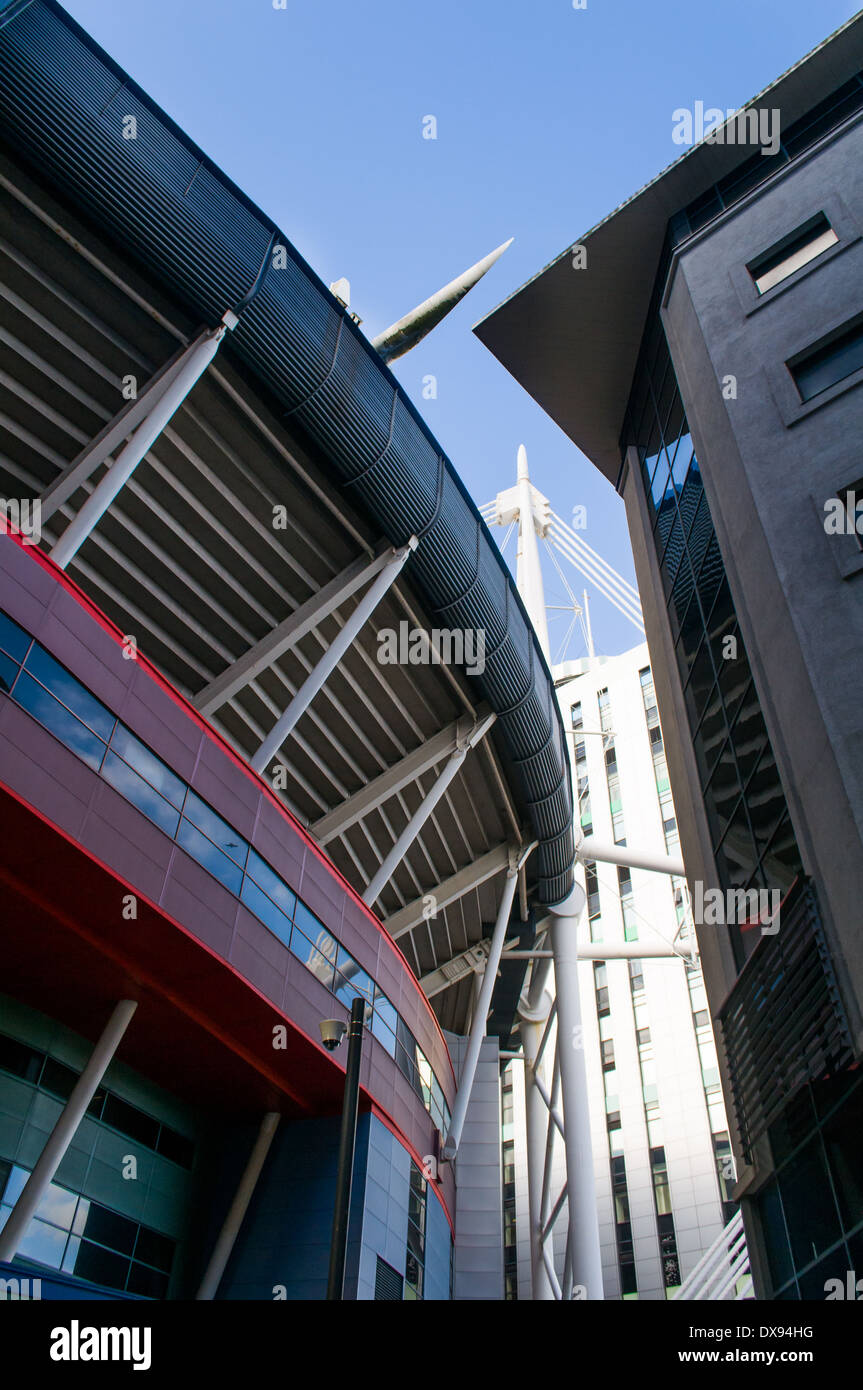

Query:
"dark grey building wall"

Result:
[[660, 113, 863, 1048]]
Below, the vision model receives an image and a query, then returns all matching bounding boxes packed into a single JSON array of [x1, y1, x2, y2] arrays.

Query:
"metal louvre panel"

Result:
[[718, 881, 854, 1161], [0, 0, 576, 905]]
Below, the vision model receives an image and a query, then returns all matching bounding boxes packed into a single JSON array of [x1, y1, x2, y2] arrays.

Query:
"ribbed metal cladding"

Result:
[[718, 881, 855, 1162], [0, 0, 575, 903]]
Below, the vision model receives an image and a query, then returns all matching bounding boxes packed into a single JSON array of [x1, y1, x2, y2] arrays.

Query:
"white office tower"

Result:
[[485, 451, 744, 1301]]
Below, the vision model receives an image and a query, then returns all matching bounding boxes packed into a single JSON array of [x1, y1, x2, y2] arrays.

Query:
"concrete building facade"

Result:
[[504, 645, 737, 1300]]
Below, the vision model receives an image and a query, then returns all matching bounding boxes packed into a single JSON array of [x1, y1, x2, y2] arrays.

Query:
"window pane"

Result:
[[0, 1033, 42, 1083], [14, 672, 107, 769], [18, 1215, 68, 1268], [72, 1239, 130, 1290], [289, 928, 335, 988], [240, 874, 293, 946], [0, 610, 31, 663], [0, 650, 18, 693], [133, 1225, 175, 1274], [177, 818, 243, 894], [39, 1057, 79, 1102], [23, 646, 114, 739], [83, 1203, 138, 1256], [101, 751, 181, 837], [370, 1008, 396, 1057], [155, 1127, 195, 1170], [127, 1261, 170, 1298], [109, 725, 186, 808], [36, 1182, 79, 1232], [792, 320, 863, 401], [245, 849, 297, 918], [181, 791, 248, 868], [101, 1095, 160, 1150]]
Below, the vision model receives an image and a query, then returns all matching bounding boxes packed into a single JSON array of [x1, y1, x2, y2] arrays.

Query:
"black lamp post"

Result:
[[326, 996, 365, 1300]]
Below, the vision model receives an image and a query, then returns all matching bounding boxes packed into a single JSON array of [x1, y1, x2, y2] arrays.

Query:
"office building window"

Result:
[[404, 1162, 427, 1300], [601, 1039, 615, 1072], [650, 1147, 681, 1294], [0, 1162, 174, 1298], [594, 962, 610, 1017], [790, 316, 863, 401], [611, 1155, 638, 1296], [748, 213, 838, 295]]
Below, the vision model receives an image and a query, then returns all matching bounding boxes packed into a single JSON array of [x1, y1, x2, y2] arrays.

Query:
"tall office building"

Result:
[[479, 15, 863, 1300], [504, 643, 741, 1301]]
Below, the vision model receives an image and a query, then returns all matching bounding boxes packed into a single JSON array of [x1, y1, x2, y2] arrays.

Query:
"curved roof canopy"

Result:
[[0, 0, 576, 1029]]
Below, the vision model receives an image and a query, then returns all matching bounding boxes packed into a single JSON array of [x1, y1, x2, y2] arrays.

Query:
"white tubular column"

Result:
[[519, 984, 555, 1300], [49, 315, 235, 570], [196, 1112, 281, 1300], [0, 1000, 137, 1262], [442, 846, 528, 1160], [361, 712, 495, 906], [548, 884, 604, 1299], [251, 539, 416, 774]]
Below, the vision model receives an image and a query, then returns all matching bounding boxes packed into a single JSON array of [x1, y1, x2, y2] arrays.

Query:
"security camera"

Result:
[[319, 1018, 347, 1052]]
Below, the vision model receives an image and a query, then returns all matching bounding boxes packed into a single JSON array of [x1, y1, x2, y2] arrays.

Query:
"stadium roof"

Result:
[[0, 0, 576, 1032]]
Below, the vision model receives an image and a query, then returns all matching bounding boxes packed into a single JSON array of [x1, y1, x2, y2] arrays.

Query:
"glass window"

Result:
[[749, 214, 838, 295], [108, 725, 186, 808], [101, 751, 181, 837], [83, 1203, 138, 1256], [0, 1032, 43, 1083], [23, 646, 115, 740], [132, 1225, 175, 1273], [0, 609, 31, 664], [289, 926, 335, 989], [240, 874, 293, 946], [72, 1240, 130, 1290], [13, 671, 108, 770], [778, 1138, 842, 1269], [181, 791, 248, 869], [101, 1095, 160, 1150], [244, 848, 297, 918], [177, 817, 244, 894], [791, 317, 863, 402], [155, 1126, 195, 1171], [0, 649, 18, 693]]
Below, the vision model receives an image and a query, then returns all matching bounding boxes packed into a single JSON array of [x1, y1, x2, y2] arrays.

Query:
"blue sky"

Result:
[[63, 0, 860, 656]]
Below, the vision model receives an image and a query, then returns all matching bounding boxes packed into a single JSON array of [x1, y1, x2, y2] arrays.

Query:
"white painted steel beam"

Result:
[[549, 886, 604, 1300], [49, 315, 235, 568], [250, 539, 416, 774], [40, 329, 213, 522], [442, 846, 528, 1159], [193, 547, 395, 715], [361, 712, 496, 906], [384, 841, 514, 939], [578, 835, 685, 878], [313, 710, 488, 846]]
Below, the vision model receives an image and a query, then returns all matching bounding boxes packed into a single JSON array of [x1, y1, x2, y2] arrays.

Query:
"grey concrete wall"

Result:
[[661, 113, 863, 1052]]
